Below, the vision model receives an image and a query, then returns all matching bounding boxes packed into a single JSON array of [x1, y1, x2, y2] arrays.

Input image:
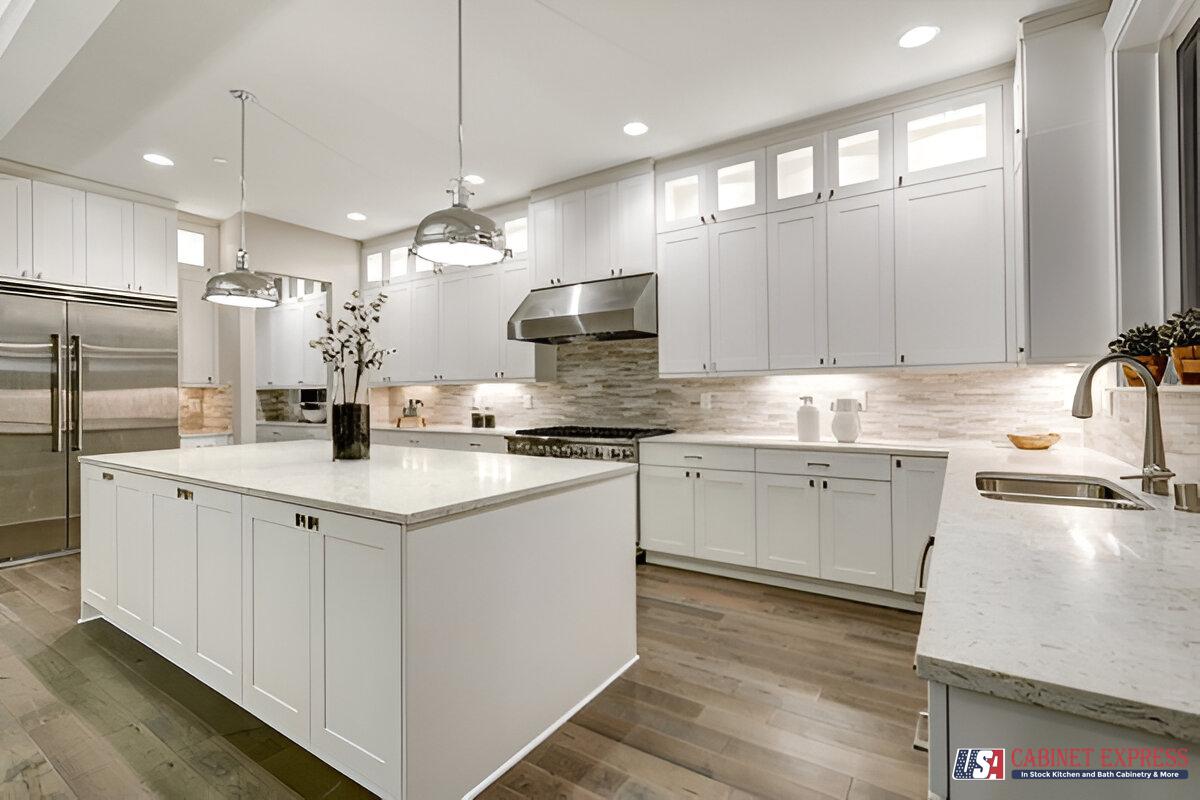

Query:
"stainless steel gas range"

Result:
[[505, 426, 675, 462]]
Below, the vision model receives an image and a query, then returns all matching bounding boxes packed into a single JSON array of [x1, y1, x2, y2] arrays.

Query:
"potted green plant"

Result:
[[1108, 323, 1169, 386], [1160, 308, 1200, 385], [309, 290, 396, 460]]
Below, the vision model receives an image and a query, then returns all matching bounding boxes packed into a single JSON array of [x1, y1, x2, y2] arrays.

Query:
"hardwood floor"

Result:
[[0, 555, 926, 799]]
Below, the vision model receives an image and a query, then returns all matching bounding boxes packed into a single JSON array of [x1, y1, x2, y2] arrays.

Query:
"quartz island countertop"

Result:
[[79, 439, 636, 526], [915, 442, 1200, 743]]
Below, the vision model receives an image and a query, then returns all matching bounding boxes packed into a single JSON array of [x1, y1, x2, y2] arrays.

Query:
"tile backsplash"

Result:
[[371, 339, 1096, 443], [179, 385, 232, 433]]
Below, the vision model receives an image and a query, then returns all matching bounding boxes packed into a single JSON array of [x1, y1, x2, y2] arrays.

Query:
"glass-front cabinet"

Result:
[[892, 86, 1003, 186], [656, 149, 765, 232], [766, 134, 826, 212], [826, 115, 894, 199]]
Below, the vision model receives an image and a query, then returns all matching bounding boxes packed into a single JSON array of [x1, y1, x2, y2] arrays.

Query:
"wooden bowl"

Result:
[[1007, 433, 1061, 451]]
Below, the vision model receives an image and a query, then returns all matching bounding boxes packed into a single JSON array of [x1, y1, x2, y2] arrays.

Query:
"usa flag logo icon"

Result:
[[953, 748, 1006, 780]]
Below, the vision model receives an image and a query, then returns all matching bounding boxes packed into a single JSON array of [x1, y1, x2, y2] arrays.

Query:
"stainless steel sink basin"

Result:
[[975, 471, 1152, 510]]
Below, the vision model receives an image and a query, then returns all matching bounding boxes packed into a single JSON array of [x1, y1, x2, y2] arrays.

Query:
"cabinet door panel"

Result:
[[767, 135, 826, 212], [151, 493, 197, 659], [695, 469, 756, 566], [178, 266, 217, 385], [410, 277, 439, 382], [310, 518, 401, 796], [615, 173, 655, 274], [84, 193, 133, 290], [81, 467, 116, 614], [242, 501, 311, 742], [767, 205, 828, 369], [255, 306, 274, 387], [827, 115, 894, 199], [438, 272, 471, 380], [826, 191, 895, 367], [467, 267, 501, 380], [114, 483, 153, 634], [819, 478, 892, 589], [656, 229, 710, 374], [557, 189, 587, 284], [708, 149, 766, 222], [656, 164, 707, 233], [891, 457, 946, 596], [585, 182, 617, 281], [529, 197, 559, 288], [194, 498, 242, 700], [708, 217, 768, 373], [755, 474, 820, 577], [0, 174, 31, 277], [274, 304, 303, 386], [893, 86, 1003, 186], [639, 465, 695, 556], [32, 181, 85, 285], [373, 283, 410, 384], [895, 171, 1006, 366], [499, 260, 536, 379], [300, 295, 327, 387], [133, 203, 177, 296]]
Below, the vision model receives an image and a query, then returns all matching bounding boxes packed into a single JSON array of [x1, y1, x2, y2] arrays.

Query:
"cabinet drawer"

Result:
[[440, 432, 508, 454], [754, 449, 890, 481], [376, 429, 449, 449], [639, 443, 755, 471]]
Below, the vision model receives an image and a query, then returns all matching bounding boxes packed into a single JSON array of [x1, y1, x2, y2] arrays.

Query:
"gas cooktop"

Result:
[[513, 426, 675, 440]]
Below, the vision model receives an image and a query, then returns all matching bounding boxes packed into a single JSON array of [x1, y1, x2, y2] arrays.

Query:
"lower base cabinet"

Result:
[[755, 474, 821, 577], [637, 465, 755, 564], [817, 477, 892, 590]]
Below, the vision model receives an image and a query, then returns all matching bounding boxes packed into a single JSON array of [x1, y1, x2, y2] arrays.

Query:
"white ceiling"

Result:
[[0, 0, 1061, 241]]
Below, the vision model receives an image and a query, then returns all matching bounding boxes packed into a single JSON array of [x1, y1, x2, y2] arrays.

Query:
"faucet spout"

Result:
[[1072, 354, 1171, 495]]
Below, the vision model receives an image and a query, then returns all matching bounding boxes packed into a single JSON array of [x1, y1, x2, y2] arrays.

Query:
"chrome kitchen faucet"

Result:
[[1072, 354, 1174, 496]]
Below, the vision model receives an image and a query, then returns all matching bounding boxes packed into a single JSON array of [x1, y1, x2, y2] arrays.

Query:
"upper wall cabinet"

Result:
[[85, 193, 134, 290], [892, 86, 1003, 187], [133, 204, 178, 297], [532, 173, 655, 288], [766, 134, 826, 212], [0, 174, 32, 278], [767, 204, 828, 369], [656, 149, 765, 232], [32, 181, 86, 285], [826, 116, 893, 200], [178, 265, 219, 386], [826, 190, 895, 368]]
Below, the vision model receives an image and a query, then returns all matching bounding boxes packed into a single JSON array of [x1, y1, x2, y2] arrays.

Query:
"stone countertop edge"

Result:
[[913, 443, 1200, 744], [646, 432, 951, 458], [78, 445, 637, 528]]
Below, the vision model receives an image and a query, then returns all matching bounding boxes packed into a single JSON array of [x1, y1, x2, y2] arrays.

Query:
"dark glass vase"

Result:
[[331, 403, 370, 460]]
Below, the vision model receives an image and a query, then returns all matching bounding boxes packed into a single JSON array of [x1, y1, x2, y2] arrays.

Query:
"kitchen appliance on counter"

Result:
[[506, 425, 674, 462], [0, 279, 179, 562]]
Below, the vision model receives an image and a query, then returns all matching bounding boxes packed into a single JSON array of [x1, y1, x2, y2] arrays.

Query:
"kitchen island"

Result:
[[78, 440, 638, 800]]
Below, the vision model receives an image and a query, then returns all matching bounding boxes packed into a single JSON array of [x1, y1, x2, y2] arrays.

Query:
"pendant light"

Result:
[[411, 0, 506, 267], [203, 89, 280, 308]]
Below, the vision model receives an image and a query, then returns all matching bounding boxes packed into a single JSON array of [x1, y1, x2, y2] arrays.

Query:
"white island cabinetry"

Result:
[[80, 441, 637, 800]]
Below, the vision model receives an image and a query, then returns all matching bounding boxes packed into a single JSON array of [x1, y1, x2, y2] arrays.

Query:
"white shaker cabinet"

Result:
[[585, 182, 617, 282], [891, 456, 946, 596], [892, 86, 1004, 187], [528, 197, 559, 288], [300, 295, 327, 387], [693, 468, 756, 566], [818, 477, 892, 590], [755, 473, 821, 578], [826, 190, 895, 367], [894, 171, 1006, 366], [437, 271, 472, 380], [31, 181, 85, 285], [178, 265, 219, 386], [766, 134, 826, 212], [656, 149, 765, 232], [656, 228, 710, 374], [133, 203, 178, 296], [707, 217, 768, 373], [614, 172, 655, 275], [499, 259, 536, 379], [767, 204, 828, 369], [273, 303, 303, 386], [0, 173, 31, 278], [409, 276, 440, 382], [371, 283, 411, 385], [826, 116, 894, 200], [84, 193, 134, 290], [638, 465, 696, 556], [557, 190, 587, 286]]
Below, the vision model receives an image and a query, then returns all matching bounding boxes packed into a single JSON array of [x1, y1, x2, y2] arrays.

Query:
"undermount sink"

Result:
[[975, 471, 1152, 510]]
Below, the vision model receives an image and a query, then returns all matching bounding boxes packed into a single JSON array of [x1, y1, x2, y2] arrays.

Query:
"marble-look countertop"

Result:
[[80, 440, 636, 527], [916, 443, 1200, 743], [372, 424, 517, 436], [256, 420, 327, 428], [646, 432, 950, 458], [178, 428, 233, 439]]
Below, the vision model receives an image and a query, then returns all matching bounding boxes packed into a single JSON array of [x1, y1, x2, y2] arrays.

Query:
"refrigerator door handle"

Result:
[[50, 333, 62, 453], [69, 334, 82, 452]]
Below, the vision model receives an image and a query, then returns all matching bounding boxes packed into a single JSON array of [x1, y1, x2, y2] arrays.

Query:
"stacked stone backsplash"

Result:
[[256, 389, 295, 422], [370, 339, 1100, 442], [179, 385, 232, 433], [1083, 388, 1200, 482]]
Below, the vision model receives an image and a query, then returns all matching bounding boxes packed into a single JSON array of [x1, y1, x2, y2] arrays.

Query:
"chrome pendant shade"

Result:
[[204, 89, 280, 308], [412, 0, 506, 268]]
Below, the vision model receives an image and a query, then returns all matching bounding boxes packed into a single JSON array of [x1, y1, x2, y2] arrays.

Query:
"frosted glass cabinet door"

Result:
[[826, 116, 894, 199], [656, 164, 707, 233], [766, 135, 826, 211], [706, 149, 766, 223], [893, 86, 1003, 186]]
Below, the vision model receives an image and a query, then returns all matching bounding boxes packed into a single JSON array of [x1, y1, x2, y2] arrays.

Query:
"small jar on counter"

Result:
[[471, 408, 484, 428], [483, 407, 496, 428]]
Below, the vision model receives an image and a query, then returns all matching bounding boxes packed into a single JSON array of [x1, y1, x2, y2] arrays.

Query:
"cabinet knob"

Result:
[[709, 214, 716, 223], [699, 216, 705, 224], [829, 189, 835, 198], [816, 191, 822, 202]]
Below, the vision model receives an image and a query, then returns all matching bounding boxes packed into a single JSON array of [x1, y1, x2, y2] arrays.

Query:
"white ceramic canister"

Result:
[[830, 398, 862, 443], [796, 396, 820, 442]]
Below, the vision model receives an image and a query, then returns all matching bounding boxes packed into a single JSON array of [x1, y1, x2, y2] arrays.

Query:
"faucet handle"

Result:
[[1121, 465, 1176, 481]]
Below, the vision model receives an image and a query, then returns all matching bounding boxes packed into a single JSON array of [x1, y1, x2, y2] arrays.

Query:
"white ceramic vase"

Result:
[[830, 398, 862, 443]]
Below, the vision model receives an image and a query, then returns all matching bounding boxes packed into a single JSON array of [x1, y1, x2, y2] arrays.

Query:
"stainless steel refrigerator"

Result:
[[0, 280, 179, 563]]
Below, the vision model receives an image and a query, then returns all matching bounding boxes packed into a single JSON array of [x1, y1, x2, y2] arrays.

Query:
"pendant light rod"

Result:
[[230, 89, 256, 267], [457, 0, 464, 182]]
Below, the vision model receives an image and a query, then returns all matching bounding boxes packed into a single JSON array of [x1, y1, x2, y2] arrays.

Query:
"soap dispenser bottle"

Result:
[[796, 396, 820, 442]]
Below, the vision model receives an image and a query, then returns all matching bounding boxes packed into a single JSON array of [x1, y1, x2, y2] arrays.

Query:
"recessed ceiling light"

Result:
[[346, 212, 367, 222], [463, 174, 485, 185], [142, 153, 174, 166], [898, 25, 940, 48], [623, 121, 648, 136], [212, 156, 228, 164]]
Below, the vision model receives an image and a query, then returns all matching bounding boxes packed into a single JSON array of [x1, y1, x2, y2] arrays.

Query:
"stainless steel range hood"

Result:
[[507, 272, 657, 344]]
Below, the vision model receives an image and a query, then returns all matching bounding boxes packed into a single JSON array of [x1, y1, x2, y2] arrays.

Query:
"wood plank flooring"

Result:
[[0, 555, 926, 799]]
